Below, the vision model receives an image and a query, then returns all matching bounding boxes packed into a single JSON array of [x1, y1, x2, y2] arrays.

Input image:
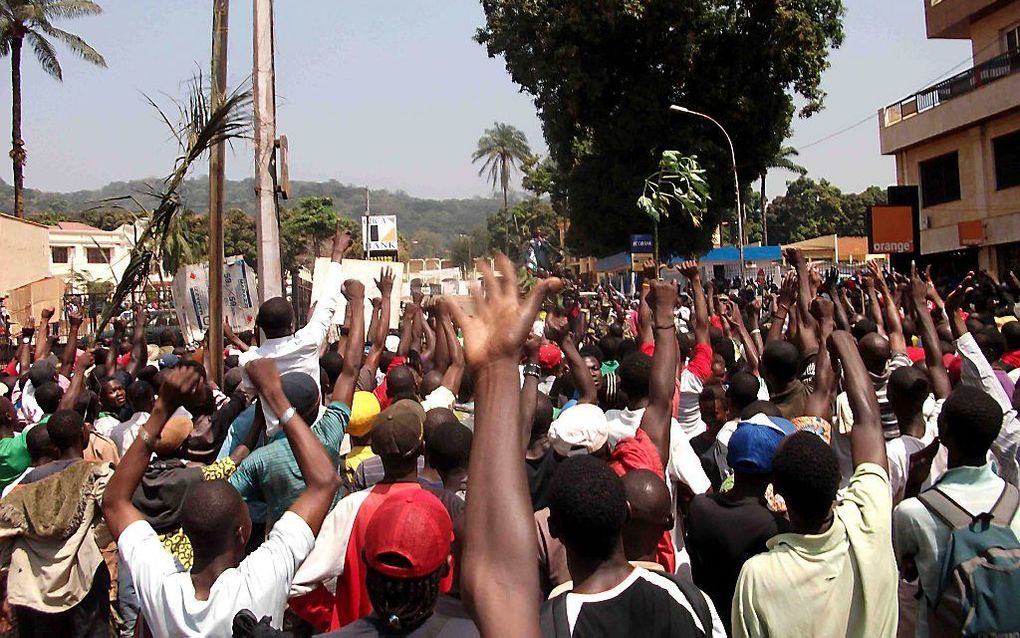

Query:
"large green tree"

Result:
[[224, 208, 257, 266], [765, 177, 886, 244], [476, 0, 844, 255], [759, 145, 807, 244], [0, 0, 106, 218], [487, 197, 559, 263], [472, 122, 532, 243]]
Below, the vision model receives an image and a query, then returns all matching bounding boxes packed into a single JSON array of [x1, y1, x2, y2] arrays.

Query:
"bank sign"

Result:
[[630, 234, 654, 253]]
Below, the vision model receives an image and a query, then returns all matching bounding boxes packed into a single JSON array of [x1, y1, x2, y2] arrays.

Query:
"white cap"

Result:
[[548, 403, 610, 456], [385, 335, 400, 352]]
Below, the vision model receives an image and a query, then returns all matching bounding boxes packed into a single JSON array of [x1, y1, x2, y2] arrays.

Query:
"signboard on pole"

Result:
[[363, 215, 399, 255], [630, 234, 654, 253], [310, 258, 404, 330], [172, 256, 259, 343]]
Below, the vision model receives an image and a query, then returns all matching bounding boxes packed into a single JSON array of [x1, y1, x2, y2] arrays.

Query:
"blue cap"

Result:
[[158, 353, 180, 370], [727, 421, 789, 475]]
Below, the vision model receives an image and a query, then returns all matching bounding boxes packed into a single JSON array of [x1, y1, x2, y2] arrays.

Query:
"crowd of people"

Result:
[[0, 223, 1019, 637]]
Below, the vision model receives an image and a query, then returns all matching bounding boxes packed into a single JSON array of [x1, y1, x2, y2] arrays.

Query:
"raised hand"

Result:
[[784, 247, 805, 268], [810, 296, 835, 328], [641, 258, 658, 281], [75, 349, 96, 372], [446, 254, 561, 370], [543, 310, 570, 345], [244, 358, 283, 396], [370, 297, 382, 310], [778, 270, 798, 305], [375, 266, 395, 297], [676, 260, 700, 280], [112, 317, 128, 333], [523, 333, 542, 361], [40, 306, 55, 322], [158, 366, 202, 411], [944, 272, 975, 312], [68, 310, 84, 329], [330, 226, 355, 261], [647, 279, 679, 315], [909, 263, 928, 307], [342, 279, 366, 302]]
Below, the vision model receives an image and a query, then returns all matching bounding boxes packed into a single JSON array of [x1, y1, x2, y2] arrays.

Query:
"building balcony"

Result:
[[925, 0, 1008, 39], [879, 49, 1020, 154]]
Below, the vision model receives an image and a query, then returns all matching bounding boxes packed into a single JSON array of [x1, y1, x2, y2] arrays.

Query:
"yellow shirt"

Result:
[[344, 445, 376, 482], [732, 463, 898, 638]]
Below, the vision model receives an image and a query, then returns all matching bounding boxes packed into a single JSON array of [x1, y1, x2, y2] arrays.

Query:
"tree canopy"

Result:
[[765, 177, 886, 244], [476, 0, 845, 256]]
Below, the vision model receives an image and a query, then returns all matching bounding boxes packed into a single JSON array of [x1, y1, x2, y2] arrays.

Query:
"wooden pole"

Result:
[[253, 0, 283, 301], [207, 0, 228, 387]]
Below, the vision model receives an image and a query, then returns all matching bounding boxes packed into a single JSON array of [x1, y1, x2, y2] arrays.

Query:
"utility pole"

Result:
[[207, 0, 228, 387], [253, 0, 283, 301], [363, 186, 370, 259]]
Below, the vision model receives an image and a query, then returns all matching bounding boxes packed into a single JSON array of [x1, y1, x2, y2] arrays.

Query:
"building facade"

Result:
[[0, 214, 52, 294], [879, 0, 1020, 273], [47, 221, 141, 293]]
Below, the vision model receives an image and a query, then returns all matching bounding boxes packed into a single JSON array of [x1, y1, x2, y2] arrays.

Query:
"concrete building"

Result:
[[47, 221, 142, 293], [879, 0, 1020, 272], [0, 214, 52, 294]]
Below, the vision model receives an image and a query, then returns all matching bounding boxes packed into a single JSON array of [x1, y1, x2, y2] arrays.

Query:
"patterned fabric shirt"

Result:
[[229, 401, 351, 524], [157, 457, 237, 569]]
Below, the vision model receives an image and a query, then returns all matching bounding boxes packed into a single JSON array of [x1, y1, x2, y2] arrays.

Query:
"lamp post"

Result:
[[669, 105, 745, 281]]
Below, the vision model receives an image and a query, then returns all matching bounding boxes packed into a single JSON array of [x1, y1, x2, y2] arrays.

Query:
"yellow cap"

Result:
[[348, 391, 382, 437]]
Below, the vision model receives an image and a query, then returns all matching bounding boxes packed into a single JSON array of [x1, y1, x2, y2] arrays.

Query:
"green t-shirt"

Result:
[[0, 434, 31, 490]]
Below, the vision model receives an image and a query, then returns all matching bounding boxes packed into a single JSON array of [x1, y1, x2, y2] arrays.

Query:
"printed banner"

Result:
[[172, 256, 259, 343], [310, 258, 404, 330]]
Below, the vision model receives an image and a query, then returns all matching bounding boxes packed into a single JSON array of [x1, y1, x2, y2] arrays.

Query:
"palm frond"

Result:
[[96, 74, 252, 334], [43, 0, 103, 19], [25, 30, 61, 79], [38, 22, 104, 66]]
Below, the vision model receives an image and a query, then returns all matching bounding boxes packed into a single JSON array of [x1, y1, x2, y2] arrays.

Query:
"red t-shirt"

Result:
[[608, 429, 677, 574]]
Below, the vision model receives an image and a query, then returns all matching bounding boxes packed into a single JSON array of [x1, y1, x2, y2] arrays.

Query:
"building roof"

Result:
[[0, 213, 52, 229], [667, 245, 782, 264], [783, 235, 873, 261], [49, 221, 103, 232]]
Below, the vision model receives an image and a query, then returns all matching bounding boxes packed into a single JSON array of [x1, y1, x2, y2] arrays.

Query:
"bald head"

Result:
[[386, 365, 418, 402], [419, 370, 443, 398], [182, 480, 249, 562], [620, 470, 674, 562], [257, 297, 295, 339], [858, 332, 891, 374], [424, 407, 457, 441]]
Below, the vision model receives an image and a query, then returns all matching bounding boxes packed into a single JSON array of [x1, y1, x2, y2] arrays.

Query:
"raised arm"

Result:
[[297, 227, 355, 347], [910, 265, 951, 399], [805, 298, 836, 418], [677, 260, 708, 345], [829, 330, 887, 472], [824, 268, 851, 331], [745, 297, 765, 359], [786, 248, 819, 353], [767, 271, 796, 344], [333, 280, 366, 407], [447, 256, 559, 638], [223, 320, 250, 353], [438, 306, 465, 395], [103, 367, 201, 539], [57, 350, 95, 411], [518, 333, 541, 453], [640, 279, 679, 467], [726, 300, 759, 375], [637, 259, 656, 347], [126, 306, 148, 379], [361, 268, 394, 380], [944, 272, 974, 341], [105, 318, 126, 373], [60, 311, 83, 378], [863, 272, 887, 336], [396, 303, 417, 357], [34, 307, 55, 363], [869, 261, 906, 354], [17, 318, 35, 378], [245, 358, 340, 535]]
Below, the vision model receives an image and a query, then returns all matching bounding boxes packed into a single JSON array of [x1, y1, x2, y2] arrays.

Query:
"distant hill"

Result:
[[0, 176, 501, 238]]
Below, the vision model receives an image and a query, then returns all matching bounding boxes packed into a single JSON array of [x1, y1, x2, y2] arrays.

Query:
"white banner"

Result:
[[172, 256, 259, 343], [310, 258, 404, 330]]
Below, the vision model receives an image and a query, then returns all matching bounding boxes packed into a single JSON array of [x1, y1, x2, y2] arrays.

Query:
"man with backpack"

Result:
[[893, 384, 1020, 636]]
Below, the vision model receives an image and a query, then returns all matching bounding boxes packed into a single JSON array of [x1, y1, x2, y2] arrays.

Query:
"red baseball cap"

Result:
[[538, 343, 563, 371], [363, 489, 453, 579]]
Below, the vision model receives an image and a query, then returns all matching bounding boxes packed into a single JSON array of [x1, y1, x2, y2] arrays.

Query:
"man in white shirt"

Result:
[[238, 226, 354, 436], [103, 361, 340, 637]]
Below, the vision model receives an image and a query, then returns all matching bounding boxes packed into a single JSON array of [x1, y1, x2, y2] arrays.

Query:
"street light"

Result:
[[669, 105, 745, 281]]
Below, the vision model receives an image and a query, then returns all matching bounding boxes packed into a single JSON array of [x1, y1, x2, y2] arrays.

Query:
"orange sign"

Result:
[[870, 206, 914, 253], [958, 220, 984, 246]]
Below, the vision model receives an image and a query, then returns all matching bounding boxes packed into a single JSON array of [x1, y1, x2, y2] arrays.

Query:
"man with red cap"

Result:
[[321, 489, 476, 636]]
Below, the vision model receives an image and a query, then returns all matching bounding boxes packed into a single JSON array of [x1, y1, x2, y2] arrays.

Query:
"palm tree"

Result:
[[760, 145, 807, 244], [472, 122, 531, 242], [0, 0, 106, 218]]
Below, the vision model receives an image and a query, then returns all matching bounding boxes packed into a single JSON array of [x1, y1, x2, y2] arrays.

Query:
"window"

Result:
[[994, 130, 1020, 191], [1006, 23, 1019, 54], [919, 152, 961, 208], [86, 247, 111, 264], [50, 246, 69, 263]]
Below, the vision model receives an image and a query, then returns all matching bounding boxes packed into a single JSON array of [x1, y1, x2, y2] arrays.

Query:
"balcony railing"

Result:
[[884, 50, 1020, 127]]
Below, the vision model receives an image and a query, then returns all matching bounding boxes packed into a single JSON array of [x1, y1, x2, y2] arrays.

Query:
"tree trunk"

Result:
[[11, 36, 25, 219], [760, 173, 768, 245]]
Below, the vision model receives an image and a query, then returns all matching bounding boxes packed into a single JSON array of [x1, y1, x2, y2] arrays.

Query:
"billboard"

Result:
[[310, 258, 404, 330], [363, 215, 398, 254], [868, 205, 915, 254]]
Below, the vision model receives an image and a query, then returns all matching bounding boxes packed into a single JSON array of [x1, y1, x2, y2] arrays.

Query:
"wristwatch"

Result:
[[280, 407, 297, 426], [523, 363, 542, 379]]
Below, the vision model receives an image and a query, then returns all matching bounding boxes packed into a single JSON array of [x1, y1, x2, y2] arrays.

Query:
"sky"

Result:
[[0, 0, 972, 202]]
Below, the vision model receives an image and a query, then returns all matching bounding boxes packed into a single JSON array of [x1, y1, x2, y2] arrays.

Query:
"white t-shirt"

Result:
[[118, 510, 315, 637]]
